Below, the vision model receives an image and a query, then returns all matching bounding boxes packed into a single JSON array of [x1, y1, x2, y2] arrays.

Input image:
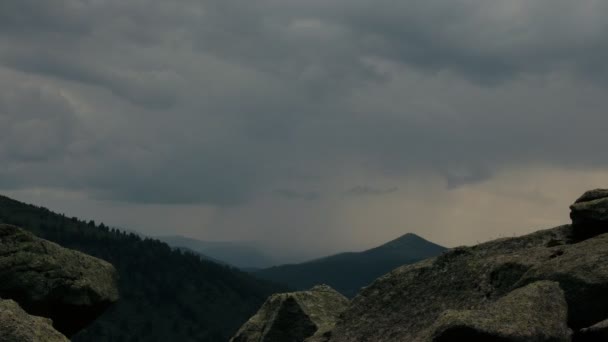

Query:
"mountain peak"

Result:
[[372, 232, 444, 252], [255, 232, 446, 297], [393, 232, 422, 241]]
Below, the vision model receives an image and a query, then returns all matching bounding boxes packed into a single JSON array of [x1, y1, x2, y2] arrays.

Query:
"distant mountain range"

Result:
[[0, 194, 285, 342], [253, 233, 447, 297], [156, 235, 277, 269]]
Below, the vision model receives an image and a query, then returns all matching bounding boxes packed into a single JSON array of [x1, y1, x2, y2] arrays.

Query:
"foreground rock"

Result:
[[0, 298, 68, 342], [430, 281, 571, 341], [230, 285, 349, 342], [0, 224, 119, 336]]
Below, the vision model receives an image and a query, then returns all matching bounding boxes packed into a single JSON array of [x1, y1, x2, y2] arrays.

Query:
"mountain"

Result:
[[254, 233, 447, 297], [157, 235, 277, 269], [0, 194, 286, 342]]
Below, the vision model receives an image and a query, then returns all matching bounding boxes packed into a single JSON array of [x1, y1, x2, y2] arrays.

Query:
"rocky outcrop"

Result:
[[430, 281, 571, 341], [570, 189, 608, 240], [573, 189, 608, 204], [0, 224, 119, 336], [230, 285, 349, 342], [234, 189, 608, 342], [0, 298, 68, 342], [326, 189, 608, 341]]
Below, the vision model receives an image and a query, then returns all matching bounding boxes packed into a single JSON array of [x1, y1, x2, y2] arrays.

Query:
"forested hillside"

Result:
[[0, 195, 285, 342], [157, 235, 276, 269]]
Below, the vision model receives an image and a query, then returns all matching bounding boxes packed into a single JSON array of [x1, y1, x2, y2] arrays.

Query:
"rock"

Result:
[[0, 298, 68, 342], [327, 220, 608, 341], [230, 284, 349, 342], [570, 189, 608, 240], [574, 189, 608, 204], [0, 224, 119, 336], [514, 233, 608, 329], [430, 281, 571, 342], [328, 225, 575, 342], [576, 319, 608, 341]]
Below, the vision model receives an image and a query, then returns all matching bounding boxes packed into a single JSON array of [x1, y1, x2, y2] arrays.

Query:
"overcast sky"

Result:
[[1, 0, 607, 261]]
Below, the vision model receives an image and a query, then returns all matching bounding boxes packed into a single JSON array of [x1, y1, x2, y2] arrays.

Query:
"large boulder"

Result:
[[0, 224, 119, 336], [230, 285, 349, 342], [430, 281, 571, 342], [514, 233, 608, 329], [0, 298, 68, 342], [570, 189, 608, 240]]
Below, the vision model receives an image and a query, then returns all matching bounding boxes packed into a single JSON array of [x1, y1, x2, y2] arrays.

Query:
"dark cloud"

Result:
[[0, 82, 79, 163], [0, 1, 91, 35], [0, 0, 607, 209], [2, 53, 179, 109], [344, 186, 398, 197], [443, 167, 492, 190]]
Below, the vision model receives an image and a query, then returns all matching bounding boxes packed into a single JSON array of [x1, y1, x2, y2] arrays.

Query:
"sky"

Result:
[[1, 0, 608, 262]]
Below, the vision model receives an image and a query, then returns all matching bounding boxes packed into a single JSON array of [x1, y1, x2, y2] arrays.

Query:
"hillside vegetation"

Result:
[[157, 235, 276, 269], [0, 195, 285, 342]]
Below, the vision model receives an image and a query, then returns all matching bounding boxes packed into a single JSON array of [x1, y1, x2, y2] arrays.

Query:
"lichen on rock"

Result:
[[430, 281, 571, 342]]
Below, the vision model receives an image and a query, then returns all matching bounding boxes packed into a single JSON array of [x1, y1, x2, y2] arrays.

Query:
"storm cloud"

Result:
[[345, 186, 398, 197], [1, 0, 607, 257]]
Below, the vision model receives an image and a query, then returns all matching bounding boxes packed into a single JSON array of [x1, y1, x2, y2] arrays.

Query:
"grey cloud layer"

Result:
[[274, 189, 321, 201], [1, 0, 607, 205], [345, 186, 398, 197]]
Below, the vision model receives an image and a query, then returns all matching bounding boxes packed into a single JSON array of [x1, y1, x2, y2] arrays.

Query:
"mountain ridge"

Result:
[[254, 231, 446, 297], [156, 235, 277, 268]]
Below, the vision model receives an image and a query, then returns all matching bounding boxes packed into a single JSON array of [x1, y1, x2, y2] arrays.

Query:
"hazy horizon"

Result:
[[2, 1, 607, 261]]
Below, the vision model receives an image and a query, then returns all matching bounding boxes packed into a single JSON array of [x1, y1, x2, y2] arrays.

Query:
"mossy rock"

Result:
[[0, 224, 119, 336], [430, 281, 571, 342]]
